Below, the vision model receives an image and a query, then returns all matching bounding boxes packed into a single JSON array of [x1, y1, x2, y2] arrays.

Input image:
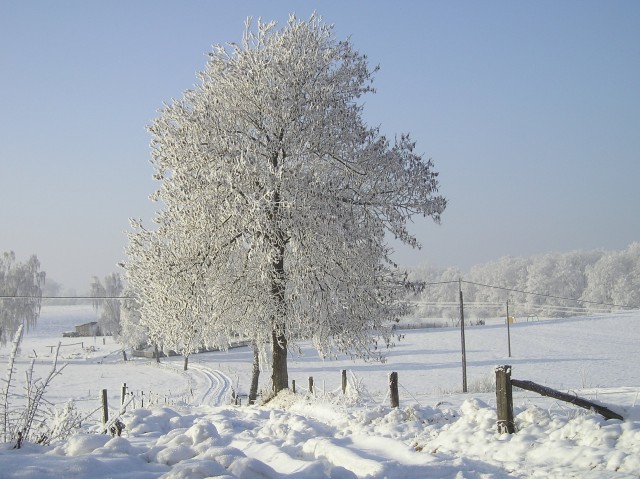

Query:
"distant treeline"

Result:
[[406, 242, 640, 319], [40, 278, 89, 305]]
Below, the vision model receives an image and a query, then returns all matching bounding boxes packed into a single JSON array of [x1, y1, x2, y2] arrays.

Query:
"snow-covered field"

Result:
[[1, 305, 639, 478]]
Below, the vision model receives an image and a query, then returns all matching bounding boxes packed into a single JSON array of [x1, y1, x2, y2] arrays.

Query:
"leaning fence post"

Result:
[[101, 389, 109, 427], [389, 372, 399, 408], [308, 376, 314, 395], [495, 365, 515, 433], [341, 369, 347, 394]]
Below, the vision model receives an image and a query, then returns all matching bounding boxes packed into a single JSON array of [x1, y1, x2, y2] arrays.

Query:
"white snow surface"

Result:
[[1, 305, 640, 478]]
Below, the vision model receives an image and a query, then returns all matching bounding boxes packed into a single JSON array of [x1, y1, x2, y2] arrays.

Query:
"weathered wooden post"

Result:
[[308, 376, 314, 395], [292, 379, 296, 394], [121, 383, 127, 406], [101, 389, 109, 427], [341, 369, 347, 394], [389, 372, 399, 408], [495, 365, 515, 433]]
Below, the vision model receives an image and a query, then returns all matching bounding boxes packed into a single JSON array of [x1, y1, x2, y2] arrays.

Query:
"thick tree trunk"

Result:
[[269, 154, 289, 395], [270, 237, 288, 394], [249, 343, 260, 404], [271, 329, 288, 393]]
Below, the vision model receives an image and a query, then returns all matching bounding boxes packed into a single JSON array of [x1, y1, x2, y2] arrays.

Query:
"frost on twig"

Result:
[[2, 324, 24, 443], [1, 331, 70, 447]]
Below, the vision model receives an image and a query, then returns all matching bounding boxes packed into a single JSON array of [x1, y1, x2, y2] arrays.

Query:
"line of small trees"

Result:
[[406, 242, 640, 319]]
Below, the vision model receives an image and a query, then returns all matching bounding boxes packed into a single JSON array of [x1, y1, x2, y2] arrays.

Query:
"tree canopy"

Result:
[[126, 14, 446, 393]]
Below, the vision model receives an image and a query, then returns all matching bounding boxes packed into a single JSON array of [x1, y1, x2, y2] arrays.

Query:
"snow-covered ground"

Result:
[[1, 305, 639, 478]]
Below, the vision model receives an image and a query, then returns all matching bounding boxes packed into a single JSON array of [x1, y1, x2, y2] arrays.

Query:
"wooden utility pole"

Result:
[[459, 279, 468, 393], [506, 300, 512, 358]]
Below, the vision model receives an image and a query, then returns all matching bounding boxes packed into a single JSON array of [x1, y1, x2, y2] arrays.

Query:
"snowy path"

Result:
[[186, 363, 233, 407]]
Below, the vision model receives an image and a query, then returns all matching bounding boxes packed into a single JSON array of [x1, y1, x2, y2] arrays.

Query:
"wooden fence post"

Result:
[[495, 365, 515, 433], [341, 369, 347, 394], [389, 372, 399, 408], [101, 389, 109, 427], [121, 383, 127, 406], [292, 379, 296, 394], [308, 376, 314, 395]]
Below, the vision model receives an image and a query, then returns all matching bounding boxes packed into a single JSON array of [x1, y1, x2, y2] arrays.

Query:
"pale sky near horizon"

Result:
[[1, 1, 639, 292]]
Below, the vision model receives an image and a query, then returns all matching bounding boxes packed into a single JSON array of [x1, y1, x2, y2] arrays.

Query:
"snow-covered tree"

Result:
[[525, 251, 603, 316], [118, 291, 148, 349], [126, 14, 446, 393], [583, 243, 640, 309], [90, 273, 124, 336], [0, 252, 45, 346], [469, 256, 530, 307]]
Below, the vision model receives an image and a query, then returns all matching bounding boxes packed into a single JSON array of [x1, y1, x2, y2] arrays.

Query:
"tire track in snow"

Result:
[[187, 363, 233, 406]]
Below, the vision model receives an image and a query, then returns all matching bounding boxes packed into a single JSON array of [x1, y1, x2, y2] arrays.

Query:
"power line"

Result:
[[409, 279, 637, 310], [0, 295, 132, 300], [460, 279, 635, 309], [1, 279, 637, 310]]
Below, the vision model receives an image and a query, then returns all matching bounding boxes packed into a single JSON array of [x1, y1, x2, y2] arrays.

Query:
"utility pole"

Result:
[[459, 278, 467, 393], [506, 300, 512, 358]]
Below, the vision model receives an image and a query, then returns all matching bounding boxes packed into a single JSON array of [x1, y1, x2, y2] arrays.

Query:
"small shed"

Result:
[[75, 321, 102, 337]]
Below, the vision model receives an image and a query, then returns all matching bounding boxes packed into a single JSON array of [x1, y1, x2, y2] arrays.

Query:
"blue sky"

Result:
[[1, 1, 639, 291]]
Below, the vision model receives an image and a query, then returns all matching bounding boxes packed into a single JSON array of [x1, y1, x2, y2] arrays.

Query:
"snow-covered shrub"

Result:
[[36, 400, 84, 445]]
